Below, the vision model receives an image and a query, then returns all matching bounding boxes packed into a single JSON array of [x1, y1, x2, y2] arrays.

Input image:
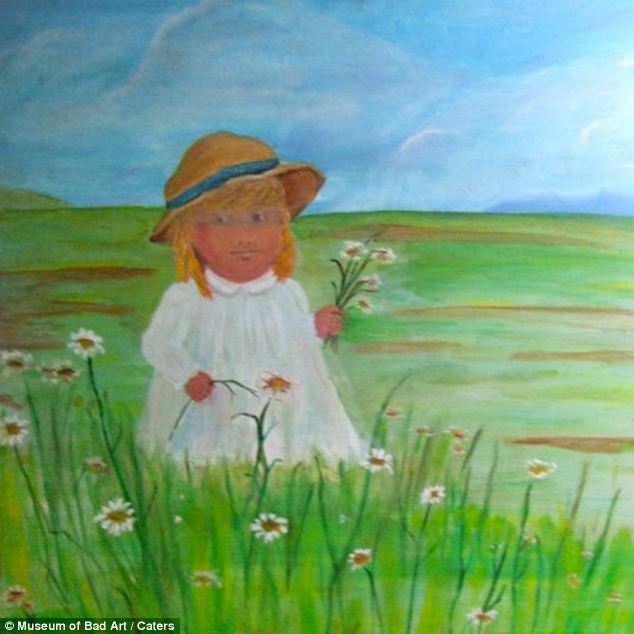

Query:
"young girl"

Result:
[[136, 131, 364, 465]]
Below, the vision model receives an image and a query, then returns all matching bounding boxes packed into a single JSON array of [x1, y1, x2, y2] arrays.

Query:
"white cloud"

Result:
[[336, 53, 634, 212], [399, 128, 453, 154], [579, 119, 607, 145]]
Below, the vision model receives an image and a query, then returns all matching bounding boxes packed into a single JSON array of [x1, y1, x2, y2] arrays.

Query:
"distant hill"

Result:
[[486, 191, 634, 216], [0, 186, 68, 210]]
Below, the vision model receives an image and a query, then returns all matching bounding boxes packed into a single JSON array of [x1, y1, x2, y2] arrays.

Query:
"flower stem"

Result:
[[405, 505, 432, 634], [365, 568, 385, 634], [87, 358, 131, 502], [511, 483, 533, 632]]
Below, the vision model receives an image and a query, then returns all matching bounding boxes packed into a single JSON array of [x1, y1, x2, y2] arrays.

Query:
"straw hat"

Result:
[[150, 132, 325, 244]]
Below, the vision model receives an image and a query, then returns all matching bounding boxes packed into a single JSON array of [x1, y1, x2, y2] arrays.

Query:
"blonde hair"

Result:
[[172, 177, 295, 298]]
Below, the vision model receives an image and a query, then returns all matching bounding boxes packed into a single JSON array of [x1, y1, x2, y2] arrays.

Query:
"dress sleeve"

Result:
[[286, 278, 320, 340], [141, 282, 202, 389]]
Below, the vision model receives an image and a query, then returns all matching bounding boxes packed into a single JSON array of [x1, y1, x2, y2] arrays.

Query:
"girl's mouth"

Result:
[[230, 249, 258, 259]]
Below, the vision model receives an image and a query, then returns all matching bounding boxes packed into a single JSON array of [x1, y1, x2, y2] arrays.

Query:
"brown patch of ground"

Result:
[[511, 350, 634, 362], [0, 265, 149, 349], [0, 264, 156, 286], [511, 436, 634, 454], [0, 320, 67, 351], [13, 300, 130, 318], [311, 223, 601, 248], [353, 341, 466, 354], [396, 304, 634, 319]]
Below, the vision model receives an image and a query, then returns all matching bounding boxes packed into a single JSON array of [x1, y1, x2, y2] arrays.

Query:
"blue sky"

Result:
[[2, 0, 634, 213]]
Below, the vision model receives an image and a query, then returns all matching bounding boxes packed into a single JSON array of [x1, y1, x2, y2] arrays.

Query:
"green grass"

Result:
[[1, 207, 634, 630], [1, 360, 632, 632]]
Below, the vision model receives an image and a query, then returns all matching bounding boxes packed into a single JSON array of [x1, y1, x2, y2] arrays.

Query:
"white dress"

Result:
[[136, 268, 364, 465]]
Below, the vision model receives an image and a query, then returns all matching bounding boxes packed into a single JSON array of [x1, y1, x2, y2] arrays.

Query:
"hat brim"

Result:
[[149, 163, 324, 244]]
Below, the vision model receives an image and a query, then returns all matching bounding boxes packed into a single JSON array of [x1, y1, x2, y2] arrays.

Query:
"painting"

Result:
[[1, 2, 633, 632]]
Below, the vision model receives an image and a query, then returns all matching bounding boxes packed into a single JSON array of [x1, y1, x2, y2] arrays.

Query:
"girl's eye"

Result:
[[250, 212, 265, 224], [211, 214, 228, 225]]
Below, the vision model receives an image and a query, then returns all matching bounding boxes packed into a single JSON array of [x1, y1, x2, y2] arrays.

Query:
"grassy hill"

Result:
[[0, 186, 68, 210]]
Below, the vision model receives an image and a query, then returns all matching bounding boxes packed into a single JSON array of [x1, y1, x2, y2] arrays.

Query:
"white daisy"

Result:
[[54, 361, 81, 383], [371, 247, 396, 264], [39, 364, 60, 384], [445, 426, 467, 441], [1, 350, 33, 376], [192, 570, 223, 588], [257, 371, 294, 400], [466, 608, 498, 626], [348, 548, 372, 571], [340, 240, 368, 261], [415, 426, 434, 437], [608, 591, 622, 605], [0, 415, 29, 447], [526, 458, 557, 480], [250, 513, 289, 543], [67, 328, 105, 359], [420, 485, 446, 505], [361, 448, 393, 473], [3, 584, 28, 606], [84, 456, 108, 474], [354, 297, 373, 314], [174, 515, 183, 525], [360, 274, 382, 290], [581, 550, 593, 560], [40, 360, 81, 385], [384, 406, 403, 419], [94, 498, 136, 536]]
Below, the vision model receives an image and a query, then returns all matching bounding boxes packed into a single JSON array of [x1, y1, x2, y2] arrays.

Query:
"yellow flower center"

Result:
[[261, 519, 283, 532], [194, 574, 211, 584], [265, 376, 291, 393], [7, 589, 26, 603], [352, 553, 370, 566], [107, 510, 130, 523], [58, 367, 76, 379], [369, 456, 386, 466], [7, 360, 24, 369], [5, 422, 21, 436], [476, 613, 493, 624], [529, 464, 550, 476], [78, 338, 95, 349]]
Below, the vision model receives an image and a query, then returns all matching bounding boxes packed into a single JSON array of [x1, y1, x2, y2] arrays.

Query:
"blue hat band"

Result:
[[166, 158, 280, 209]]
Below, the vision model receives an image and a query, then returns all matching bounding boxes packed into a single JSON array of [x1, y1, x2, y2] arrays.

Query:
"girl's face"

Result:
[[190, 205, 284, 283]]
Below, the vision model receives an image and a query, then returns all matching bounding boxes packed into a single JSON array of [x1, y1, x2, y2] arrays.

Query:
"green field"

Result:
[[1, 207, 634, 630], [2, 208, 634, 519]]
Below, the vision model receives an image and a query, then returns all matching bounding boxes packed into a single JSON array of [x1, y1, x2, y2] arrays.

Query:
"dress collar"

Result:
[[204, 268, 278, 297]]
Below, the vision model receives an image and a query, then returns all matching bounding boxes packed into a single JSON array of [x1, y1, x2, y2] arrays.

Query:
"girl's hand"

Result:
[[185, 372, 215, 402], [314, 305, 342, 339]]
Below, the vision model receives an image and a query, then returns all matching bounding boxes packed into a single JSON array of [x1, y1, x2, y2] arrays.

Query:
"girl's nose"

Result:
[[235, 232, 255, 247]]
